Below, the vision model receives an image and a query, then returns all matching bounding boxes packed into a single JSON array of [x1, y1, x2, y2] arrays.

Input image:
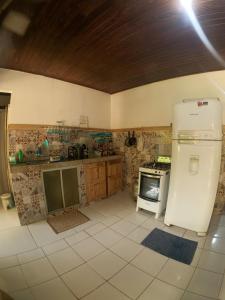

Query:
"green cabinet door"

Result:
[[43, 170, 64, 212], [62, 168, 80, 207]]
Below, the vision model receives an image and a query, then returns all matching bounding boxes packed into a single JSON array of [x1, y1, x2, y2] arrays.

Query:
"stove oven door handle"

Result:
[[141, 173, 161, 179]]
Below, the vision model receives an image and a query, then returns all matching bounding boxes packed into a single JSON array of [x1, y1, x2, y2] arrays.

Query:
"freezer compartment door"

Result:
[[165, 140, 222, 233], [172, 98, 222, 140]]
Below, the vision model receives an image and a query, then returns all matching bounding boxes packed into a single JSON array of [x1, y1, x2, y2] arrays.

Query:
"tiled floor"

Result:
[[0, 190, 225, 299], [0, 207, 20, 231]]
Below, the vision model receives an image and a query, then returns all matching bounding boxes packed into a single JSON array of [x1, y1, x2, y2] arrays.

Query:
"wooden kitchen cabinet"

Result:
[[84, 162, 107, 202], [107, 159, 122, 196], [84, 159, 122, 203]]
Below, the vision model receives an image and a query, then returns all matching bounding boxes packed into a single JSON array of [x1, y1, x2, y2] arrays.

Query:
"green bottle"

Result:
[[18, 149, 24, 162]]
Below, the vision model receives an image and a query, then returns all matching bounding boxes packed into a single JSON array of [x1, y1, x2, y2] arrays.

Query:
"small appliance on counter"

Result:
[[136, 156, 171, 218], [79, 144, 88, 159], [68, 146, 79, 160]]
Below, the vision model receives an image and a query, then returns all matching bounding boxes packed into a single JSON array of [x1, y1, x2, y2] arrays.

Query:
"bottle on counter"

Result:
[[17, 149, 24, 163]]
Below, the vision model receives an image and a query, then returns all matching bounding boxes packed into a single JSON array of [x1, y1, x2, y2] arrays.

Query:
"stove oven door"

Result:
[[139, 172, 161, 202]]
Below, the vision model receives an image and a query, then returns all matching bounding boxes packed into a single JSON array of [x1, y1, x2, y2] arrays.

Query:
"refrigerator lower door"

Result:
[[164, 139, 222, 235]]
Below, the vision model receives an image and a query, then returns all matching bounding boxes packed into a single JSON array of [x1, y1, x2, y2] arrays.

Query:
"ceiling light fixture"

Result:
[[179, 0, 225, 67], [180, 0, 193, 10], [2, 10, 30, 36]]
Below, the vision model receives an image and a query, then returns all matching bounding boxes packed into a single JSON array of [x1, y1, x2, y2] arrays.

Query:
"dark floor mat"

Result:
[[141, 228, 197, 265]]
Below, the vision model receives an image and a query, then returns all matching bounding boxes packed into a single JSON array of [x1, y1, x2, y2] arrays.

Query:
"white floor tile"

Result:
[[219, 275, 225, 300], [157, 259, 194, 289], [62, 263, 105, 298], [48, 247, 84, 275], [142, 218, 164, 230], [0, 226, 36, 257], [124, 212, 148, 225], [21, 257, 57, 287], [85, 223, 107, 235], [1, 190, 225, 300], [88, 250, 126, 279], [208, 225, 225, 238], [0, 207, 20, 231], [198, 250, 225, 273], [204, 237, 225, 254], [10, 288, 35, 300], [72, 237, 105, 261], [28, 221, 61, 247], [113, 208, 134, 218], [111, 238, 143, 261], [191, 248, 202, 267], [94, 228, 123, 247], [188, 268, 223, 298], [42, 239, 68, 255], [110, 220, 137, 236], [96, 215, 120, 226], [75, 220, 98, 232], [65, 231, 89, 246], [0, 255, 18, 269], [109, 264, 153, 299], [31, 277, 77, 300], [18, 248, 44, 264], [182, 291, 216, 300], [131, 248, 167, 276], [138, 279, 184, 300], [162, 225, 186, 237], [183, 231, 206, 249], [82, 282, 130, 300], [127, 227, 150, 243], [0, 266, 27, 292]]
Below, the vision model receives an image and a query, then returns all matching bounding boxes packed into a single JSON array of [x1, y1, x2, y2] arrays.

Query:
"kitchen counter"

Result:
[[9, 155, 121, 172], [9, 155, 122, 225]]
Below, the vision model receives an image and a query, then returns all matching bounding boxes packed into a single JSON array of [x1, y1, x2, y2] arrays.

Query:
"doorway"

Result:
[[0, 93, 20, 230]]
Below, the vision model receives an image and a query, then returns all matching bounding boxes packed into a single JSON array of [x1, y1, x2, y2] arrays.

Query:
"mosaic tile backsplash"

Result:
[[8, 126, 113, 161], [112, 127, 225, 214]]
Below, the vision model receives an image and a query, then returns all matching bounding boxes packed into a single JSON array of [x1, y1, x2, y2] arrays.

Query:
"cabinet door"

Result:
[[98, 163, 106, 181], [85, 164, 99, 184], [107, 160, 122, 196], [86, 184, 96, 202], [62, 168, 79, 207], [85, 163, 107, 202], [43, 170, 64, 212]]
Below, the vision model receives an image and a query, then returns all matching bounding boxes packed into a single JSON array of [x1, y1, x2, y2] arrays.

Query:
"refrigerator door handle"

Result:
[[189, 155, 200, 175], [178, 140, 197, 144]]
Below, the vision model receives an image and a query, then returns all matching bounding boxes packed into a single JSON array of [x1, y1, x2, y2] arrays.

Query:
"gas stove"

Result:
[[140, 157, 171, 175], [137, 156, 171, 218], [142, 162, 171, 171]]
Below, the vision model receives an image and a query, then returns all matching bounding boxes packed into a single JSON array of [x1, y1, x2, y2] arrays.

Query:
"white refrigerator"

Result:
[[164, 98, 222, 236]]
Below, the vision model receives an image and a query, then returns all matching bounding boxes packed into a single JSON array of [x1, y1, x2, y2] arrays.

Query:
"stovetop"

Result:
[[142, 161, 171, 171]]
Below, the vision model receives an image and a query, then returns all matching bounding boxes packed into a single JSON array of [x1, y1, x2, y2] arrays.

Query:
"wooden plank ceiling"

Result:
[[0, 0, 225, 94]]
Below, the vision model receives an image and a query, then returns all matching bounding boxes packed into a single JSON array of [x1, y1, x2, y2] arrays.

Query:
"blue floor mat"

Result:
[[141, 228, 197, 265]]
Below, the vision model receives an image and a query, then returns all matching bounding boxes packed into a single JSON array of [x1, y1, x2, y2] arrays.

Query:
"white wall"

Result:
[[111, 71, 225, 128], [0, 68, 111, 128], [2, 68, 225, 130]]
